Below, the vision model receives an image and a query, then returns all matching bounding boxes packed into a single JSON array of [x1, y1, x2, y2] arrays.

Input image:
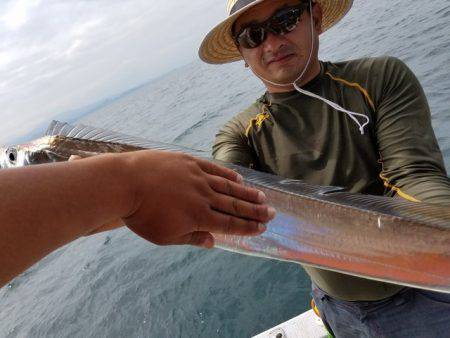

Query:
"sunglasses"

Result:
[[234, 3, 309, 49]]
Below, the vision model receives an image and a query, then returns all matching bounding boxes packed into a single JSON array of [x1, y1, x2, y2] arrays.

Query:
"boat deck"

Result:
[[253, 310, 329, 338]]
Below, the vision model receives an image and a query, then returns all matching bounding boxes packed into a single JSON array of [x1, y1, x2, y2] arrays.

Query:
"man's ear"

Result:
[[312, 2, 323, 34], [239, 48, 249, 68]]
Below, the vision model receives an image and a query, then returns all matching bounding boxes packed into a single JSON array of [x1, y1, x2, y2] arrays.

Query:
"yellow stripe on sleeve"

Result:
[[325, 72, 376, 111], [244, 103, 271, 137], [379, 173, 421, 203]]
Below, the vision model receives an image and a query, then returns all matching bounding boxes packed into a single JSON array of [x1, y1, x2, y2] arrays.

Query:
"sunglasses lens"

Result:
[[235, 4, 305, 49], [238, 26, 266, 49], [271, 8, 300, 34]]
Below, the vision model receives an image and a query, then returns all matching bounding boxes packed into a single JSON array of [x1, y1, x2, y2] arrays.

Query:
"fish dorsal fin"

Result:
[[45, 120, 207, 156], [233, 164, 450, 229]]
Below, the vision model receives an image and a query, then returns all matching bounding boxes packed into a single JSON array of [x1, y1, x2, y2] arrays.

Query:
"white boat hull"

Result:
[[253, 310, 329, 338]]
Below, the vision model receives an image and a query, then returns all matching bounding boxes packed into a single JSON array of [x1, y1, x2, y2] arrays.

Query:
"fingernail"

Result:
[[236, 174, 244, 183], [267, 207, 276, 219], [203, 237, 214, 248], [257, 191, 266, 203], [258, 223, 267, 233], [68, 155, 80, 161]]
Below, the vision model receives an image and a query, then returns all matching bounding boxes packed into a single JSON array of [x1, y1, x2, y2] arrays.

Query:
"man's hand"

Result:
[[71, 151, 275, 247], [120, 151, 275, 248]]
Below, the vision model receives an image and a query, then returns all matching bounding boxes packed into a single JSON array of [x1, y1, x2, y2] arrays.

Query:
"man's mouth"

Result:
[[266, 51, 296, 65]]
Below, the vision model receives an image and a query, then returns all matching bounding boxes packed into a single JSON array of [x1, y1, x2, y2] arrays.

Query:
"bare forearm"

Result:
[[0, 150, 275, 288], [0, 154, 133, 286]]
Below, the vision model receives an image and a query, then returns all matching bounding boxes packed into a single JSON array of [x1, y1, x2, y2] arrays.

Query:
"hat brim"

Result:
[[199, 0, 353, 65]]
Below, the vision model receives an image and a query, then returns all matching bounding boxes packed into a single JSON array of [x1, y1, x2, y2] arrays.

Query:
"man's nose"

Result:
[[262, 31, 285, 53]]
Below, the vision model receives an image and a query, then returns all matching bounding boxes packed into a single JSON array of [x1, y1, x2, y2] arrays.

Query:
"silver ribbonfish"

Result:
[[1, 120, 450, 292]]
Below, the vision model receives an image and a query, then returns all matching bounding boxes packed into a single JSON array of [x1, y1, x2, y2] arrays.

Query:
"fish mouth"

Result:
[[0, 147, 6, 168]]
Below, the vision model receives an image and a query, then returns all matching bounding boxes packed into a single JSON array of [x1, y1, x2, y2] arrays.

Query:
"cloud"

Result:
[[0, 50, 16, 68], [0, 0, 225, 144], [1, 0, 41, 30]]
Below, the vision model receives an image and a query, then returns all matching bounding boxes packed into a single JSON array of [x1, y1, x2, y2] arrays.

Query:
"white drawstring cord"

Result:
[[247, 0, 370, 135], [293, 82, 370, 135]]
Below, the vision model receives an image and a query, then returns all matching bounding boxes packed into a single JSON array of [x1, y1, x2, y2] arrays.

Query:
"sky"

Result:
[[0, 0, 225, 144]]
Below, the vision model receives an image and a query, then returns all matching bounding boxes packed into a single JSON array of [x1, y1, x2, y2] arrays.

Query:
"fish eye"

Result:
[[6, 148, 17, 164]]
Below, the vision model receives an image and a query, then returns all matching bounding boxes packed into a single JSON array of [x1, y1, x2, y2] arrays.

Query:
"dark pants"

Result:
[[312, 285, 450, 338]]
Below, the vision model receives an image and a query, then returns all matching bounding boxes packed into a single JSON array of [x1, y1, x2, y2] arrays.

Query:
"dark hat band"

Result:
[[230, 0, 257, 15]]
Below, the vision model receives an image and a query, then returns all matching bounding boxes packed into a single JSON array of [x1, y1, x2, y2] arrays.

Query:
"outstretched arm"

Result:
[[0, 150, 275, 287]]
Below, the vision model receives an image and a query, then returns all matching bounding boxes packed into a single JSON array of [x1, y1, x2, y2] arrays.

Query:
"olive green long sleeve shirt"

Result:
[[212, 56, 450, 301]]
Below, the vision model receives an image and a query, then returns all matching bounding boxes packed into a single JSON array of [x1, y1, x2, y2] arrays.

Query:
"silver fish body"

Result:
[[2, 120, 450, 292]]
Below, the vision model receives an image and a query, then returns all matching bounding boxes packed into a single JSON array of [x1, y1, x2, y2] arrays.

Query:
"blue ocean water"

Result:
[[1, 0, 450, 337]]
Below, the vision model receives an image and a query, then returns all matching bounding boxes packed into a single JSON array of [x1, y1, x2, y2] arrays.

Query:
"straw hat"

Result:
[[199, 0, 353, 64]]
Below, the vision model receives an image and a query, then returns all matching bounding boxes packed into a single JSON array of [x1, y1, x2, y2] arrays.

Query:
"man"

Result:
[[199, 0, 450, 337], [0, 150, 275, 288]]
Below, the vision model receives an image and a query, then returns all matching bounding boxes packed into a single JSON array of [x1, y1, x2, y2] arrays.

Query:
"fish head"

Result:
[[0, 144, 30, 168], [0, 139, 54, 169]]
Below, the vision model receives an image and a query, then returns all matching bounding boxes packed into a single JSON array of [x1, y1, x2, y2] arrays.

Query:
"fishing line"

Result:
[[247, 0, 370, 135]]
